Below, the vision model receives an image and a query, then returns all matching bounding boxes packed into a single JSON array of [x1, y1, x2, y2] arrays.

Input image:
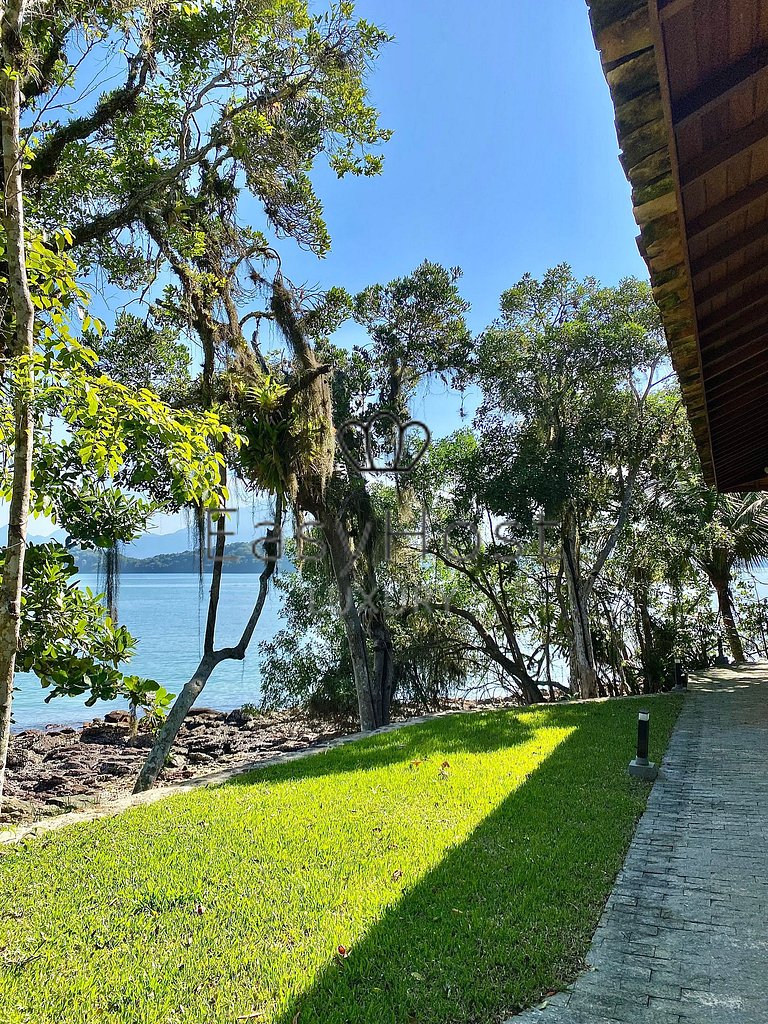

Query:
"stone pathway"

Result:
[[512, 665, 768, 1023]]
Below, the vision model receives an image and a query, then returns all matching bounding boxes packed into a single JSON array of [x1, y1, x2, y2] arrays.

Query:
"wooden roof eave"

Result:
[[587, 0, 717, 486]]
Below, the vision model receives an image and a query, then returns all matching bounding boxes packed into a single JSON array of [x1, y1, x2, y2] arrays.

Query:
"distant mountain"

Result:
[[0, 526, 67, 547], [3, 515, 277, 559], [73, 542, 293, 575]]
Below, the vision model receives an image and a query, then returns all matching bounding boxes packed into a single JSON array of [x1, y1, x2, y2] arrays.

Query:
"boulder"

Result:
[[104, 710, 131, 726], [33, 775, 69, 793], [80, 725, 122, 745], [187, 707, 226, 722]]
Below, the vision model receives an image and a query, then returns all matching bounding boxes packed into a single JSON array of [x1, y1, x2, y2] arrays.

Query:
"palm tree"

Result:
[[684, 491, 768, 663]]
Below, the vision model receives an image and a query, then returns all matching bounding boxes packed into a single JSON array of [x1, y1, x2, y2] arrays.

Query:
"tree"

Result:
[[677, 490, 768, 663], [0, 234, 230, 806], [473, 266, 669, 697], [0, 0, 38, 813], [413, 430, 547, 704], [0, 0, 389, 791]]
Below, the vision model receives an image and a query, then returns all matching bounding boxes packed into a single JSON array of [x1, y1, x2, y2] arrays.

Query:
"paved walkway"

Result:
[[512, 665, 768, 1024]]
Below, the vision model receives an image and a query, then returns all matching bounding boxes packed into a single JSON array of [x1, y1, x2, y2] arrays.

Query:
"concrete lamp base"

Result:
[[628, 758, 658, 781]]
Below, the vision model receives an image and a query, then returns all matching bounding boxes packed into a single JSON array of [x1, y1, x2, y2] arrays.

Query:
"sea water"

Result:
[[12, 573, 283, 731]]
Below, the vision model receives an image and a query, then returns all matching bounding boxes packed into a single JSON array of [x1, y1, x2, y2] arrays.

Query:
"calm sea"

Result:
[[12, 573, 283, 731]]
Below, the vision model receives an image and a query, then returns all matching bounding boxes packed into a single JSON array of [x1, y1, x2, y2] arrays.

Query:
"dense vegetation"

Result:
[[0, 696, 681, 1024], [0, 0, 766, 810]]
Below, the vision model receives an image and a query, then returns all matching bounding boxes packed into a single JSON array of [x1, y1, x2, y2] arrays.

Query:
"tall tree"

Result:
[[473, 266, 668, 697], [0, 0, 37, 807]]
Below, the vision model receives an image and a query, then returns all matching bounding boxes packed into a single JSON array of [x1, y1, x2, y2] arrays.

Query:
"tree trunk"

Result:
[[0, 0, 36, 811], [714, 578, 745, 664], [634, 584, 655, 693], [319, 508, 380, 731], [369, 613, 395, 726], [133, 654, 218, 792], [447, 604, 541, 705], [561, 529, 598, 699], [134, 500, 282, 792]]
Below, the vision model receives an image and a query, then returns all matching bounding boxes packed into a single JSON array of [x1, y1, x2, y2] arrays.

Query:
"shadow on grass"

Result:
[[263, 702, 662, 1024], [227, 708, 543, 786]]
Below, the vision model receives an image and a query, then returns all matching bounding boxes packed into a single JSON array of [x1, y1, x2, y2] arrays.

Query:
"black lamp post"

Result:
[[628, 709, 658, 780]]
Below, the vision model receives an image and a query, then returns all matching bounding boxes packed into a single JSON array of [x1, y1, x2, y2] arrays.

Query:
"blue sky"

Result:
[[264, 0, 647, 328], [249, 0, 649, 436]]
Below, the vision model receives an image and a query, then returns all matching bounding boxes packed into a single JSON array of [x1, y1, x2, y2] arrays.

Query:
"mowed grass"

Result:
[[0, 696, 681, 1024]]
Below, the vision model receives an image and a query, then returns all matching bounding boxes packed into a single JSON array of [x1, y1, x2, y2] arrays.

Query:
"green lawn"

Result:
[[0, 696, 681, 1024]]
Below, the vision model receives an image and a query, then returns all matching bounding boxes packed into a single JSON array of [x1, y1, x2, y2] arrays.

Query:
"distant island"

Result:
[[69, 543, 293, 575]]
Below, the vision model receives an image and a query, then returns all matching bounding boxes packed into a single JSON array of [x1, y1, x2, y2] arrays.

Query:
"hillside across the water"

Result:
[[67, 543, 293, 575]]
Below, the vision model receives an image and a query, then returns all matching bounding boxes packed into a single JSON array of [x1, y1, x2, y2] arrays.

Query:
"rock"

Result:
[[187, 707, 226, 722], [80, 725, 122, 745], [97, 760, 132, 778], [277, 741, 307, 753], [0, 796, 33, 823], [225, 708, 255, 727], [14, 729, 44, 743], [126, 733, 154, 748], [6, 741, 28, 770], [186, 752, 215, 766], [33, 775, 69, 793], [104, 710, 131, 726]]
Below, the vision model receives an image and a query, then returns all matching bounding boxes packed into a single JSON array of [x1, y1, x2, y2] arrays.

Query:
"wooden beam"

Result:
[[657, 0, 695, 22], [700, 292, 768, 344], [708, 372, 768, 415], [700, 317, 768, 362], [690, 217, 768, 277], [698, 285, 768, 337], [703, 331, 768, 378], [710, 428, 767, 463], [687, 173, 768, 241], [706, 362, 768, 400], [693, 261, 768, 307], [680, 110, 768, 189], [709, 387, 768, 424], [673, 45, 768, 129]]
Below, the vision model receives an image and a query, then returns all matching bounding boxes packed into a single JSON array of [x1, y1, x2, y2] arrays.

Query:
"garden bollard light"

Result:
[[628, 709, 658, 781], [673, 660, 688, 692]]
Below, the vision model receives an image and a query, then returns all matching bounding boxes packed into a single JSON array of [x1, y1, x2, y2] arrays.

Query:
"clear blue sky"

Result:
[[261, 0, 647, 332]]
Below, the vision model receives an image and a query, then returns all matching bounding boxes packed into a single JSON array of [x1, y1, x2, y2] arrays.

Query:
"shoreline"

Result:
[[2, 696, 519, 826]]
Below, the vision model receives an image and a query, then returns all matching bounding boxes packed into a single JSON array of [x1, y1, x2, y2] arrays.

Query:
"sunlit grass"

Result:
[[0, 696, 681, 1024]]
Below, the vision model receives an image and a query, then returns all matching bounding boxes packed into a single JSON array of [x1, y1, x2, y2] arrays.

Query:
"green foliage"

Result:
[[0, 696, 681, 1023], [26, 0, 392, 270], [96, 313, 192, 404], [8, 542, 133, 705], [474, 265, 666, 523]]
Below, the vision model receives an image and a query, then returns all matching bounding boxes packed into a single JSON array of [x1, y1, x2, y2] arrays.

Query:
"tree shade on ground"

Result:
[[0, 696, 681, 1024]]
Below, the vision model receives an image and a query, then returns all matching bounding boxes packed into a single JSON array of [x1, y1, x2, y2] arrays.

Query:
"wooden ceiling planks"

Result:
[[586, 0, 768, 491]]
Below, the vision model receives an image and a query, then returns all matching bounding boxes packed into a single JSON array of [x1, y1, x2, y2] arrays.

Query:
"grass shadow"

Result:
[[267, 699, 680, 1024]]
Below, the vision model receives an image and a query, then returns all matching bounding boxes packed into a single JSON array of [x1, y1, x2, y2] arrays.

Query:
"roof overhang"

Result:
[[587, 0, 768, 491]]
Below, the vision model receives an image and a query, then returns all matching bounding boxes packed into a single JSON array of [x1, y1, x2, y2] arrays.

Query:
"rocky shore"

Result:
[[2, 697, 515, 825]]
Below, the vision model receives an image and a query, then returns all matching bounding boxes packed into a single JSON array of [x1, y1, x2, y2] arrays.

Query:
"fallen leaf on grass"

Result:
[[391, 869, 403, 882]]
